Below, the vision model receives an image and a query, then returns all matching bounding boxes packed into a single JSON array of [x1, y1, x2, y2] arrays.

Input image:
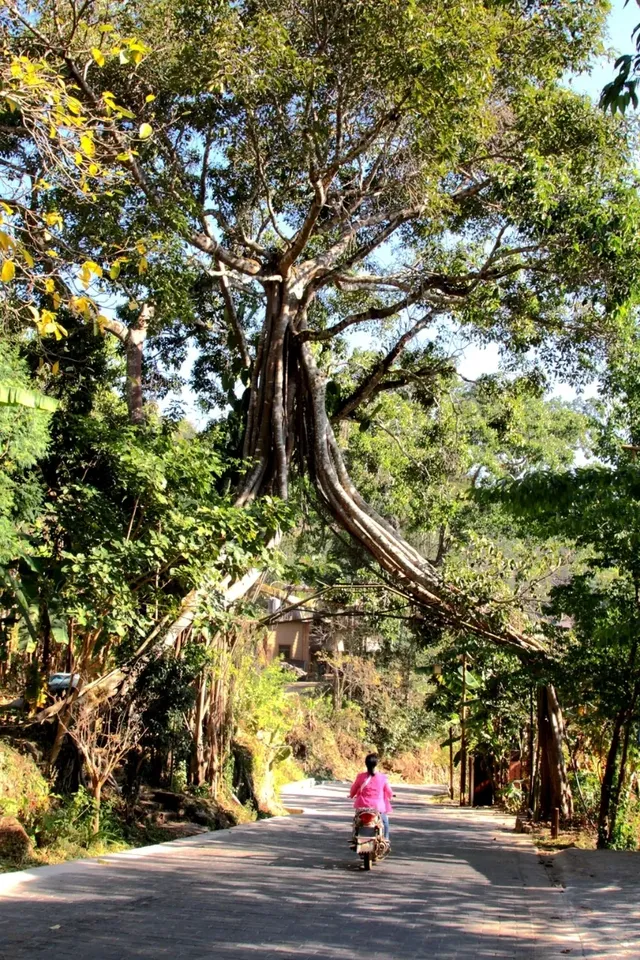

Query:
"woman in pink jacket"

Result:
[[349, 753, 393, 841]]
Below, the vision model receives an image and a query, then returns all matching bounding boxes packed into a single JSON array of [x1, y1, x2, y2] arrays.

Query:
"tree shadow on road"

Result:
[[0, 783, 611, 959]]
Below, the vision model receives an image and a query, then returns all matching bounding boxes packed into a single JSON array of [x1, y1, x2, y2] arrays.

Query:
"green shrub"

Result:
[[0, 741, 49, 826], [34, 786, 126, 851], [497, 780, 525, 814], [610, 794, 640, 851]]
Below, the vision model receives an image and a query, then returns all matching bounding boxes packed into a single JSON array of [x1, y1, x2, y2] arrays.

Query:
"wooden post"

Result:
[[449, 725, 454, 800], [551, 806, 560, 839], [469, 753, 475, 807], [460, 653, 467, 806]]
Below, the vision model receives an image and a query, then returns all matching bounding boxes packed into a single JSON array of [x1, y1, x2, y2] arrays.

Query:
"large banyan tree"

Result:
[[3, 0, 640, 813]]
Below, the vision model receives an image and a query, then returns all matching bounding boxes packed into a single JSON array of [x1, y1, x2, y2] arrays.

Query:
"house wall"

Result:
[[265, 620, 311, 667]]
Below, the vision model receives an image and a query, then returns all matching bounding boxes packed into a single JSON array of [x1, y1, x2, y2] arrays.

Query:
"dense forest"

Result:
[[1, 0, 640, 866]]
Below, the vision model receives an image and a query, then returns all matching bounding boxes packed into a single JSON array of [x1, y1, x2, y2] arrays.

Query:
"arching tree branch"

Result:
[[332, 312, 439, 421]]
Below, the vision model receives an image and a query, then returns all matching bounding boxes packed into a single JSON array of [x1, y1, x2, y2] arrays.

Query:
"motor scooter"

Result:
[[351, 807, 389, 870]]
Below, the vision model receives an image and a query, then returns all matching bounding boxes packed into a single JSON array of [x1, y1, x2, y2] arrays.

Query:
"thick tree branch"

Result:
[[333, 313, 438, 420], [216, 260, 251, 369], [297, 292, 418, 343]]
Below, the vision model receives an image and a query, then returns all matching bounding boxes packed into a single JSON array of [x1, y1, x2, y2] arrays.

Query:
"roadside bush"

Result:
[[568, 769, 600, 825], [0, 740, 50, 826], [389, 741, 450, 785], [286, 693, 368, 780], [33, 786, 126, 854], [609, 793, 640, 851], [236, 662, 300, 810]]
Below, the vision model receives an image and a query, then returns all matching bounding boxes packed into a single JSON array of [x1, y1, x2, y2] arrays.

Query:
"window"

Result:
[[278, 644, 292, 660]]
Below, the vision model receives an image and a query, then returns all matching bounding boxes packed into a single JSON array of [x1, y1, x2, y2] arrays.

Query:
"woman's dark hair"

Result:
[[365, 753, 378, 775]]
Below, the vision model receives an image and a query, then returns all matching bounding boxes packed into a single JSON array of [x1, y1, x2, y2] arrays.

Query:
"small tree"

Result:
[[66, 703, 142, 834]]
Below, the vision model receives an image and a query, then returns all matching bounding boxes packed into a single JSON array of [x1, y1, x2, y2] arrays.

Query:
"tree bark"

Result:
[[103, 304, 153, 426], [92, 778, 102, 836], [460, 652, 467, 806], [536, 685, 573, 821], [597, 709, 624, 848], [609, 714, 632, 844], [190, 670, 208, 786], [125, 306, 152, 425]]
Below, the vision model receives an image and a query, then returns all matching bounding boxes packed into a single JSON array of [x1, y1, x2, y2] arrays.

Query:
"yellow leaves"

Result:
[[138, 122, 153, 140], [66, 96, 82, 116], [109, 257, 128, 279], [70, 295, 92, 316], [88, 163, 99, 177], [1, 260, 15, 282], [99, 24, 115, 33], [135, 240, 146, 255], [101, 89, 135, 120], [115, 38, 150, 66], [51, 360, 60, 376], [44, 278, 56, 294], [44, 211, 63, 228], [91, 48, 106, 68], [138, 256, 148, 275], [80, 134, 95, 158], [79, 260, 102, 289], [145, 94, 156, 103], [0, 202, 13, 215], [0, 231, 15, 252], [22, 249, 34, 268], [28, 305, 68, 340]]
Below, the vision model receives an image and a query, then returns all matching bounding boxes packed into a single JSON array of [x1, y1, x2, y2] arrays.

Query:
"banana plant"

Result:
[[0, 385, 58, 412]]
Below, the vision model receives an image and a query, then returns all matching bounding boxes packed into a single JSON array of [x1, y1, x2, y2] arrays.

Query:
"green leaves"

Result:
[[0, 385, 59, 412]]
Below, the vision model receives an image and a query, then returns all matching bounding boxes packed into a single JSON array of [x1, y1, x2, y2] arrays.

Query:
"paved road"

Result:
[[0, 782, 630, 959]]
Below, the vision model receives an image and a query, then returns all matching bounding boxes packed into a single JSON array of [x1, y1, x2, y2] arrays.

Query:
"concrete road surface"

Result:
[[0, 781, 636, 959]]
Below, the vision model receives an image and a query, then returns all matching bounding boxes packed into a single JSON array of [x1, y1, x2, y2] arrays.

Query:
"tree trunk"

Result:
[[230, 284, 574, 817], [536, 685, 573, 821], [459, 652, 467, 806], [609, 714, 632, 844], [41, 604, 51, 690], [597, 710, 624, 848], [92, 779, 102, 836], [190, 670, 208, 786], [60, 279, 569, 825], [125, 306, 152, 425]]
